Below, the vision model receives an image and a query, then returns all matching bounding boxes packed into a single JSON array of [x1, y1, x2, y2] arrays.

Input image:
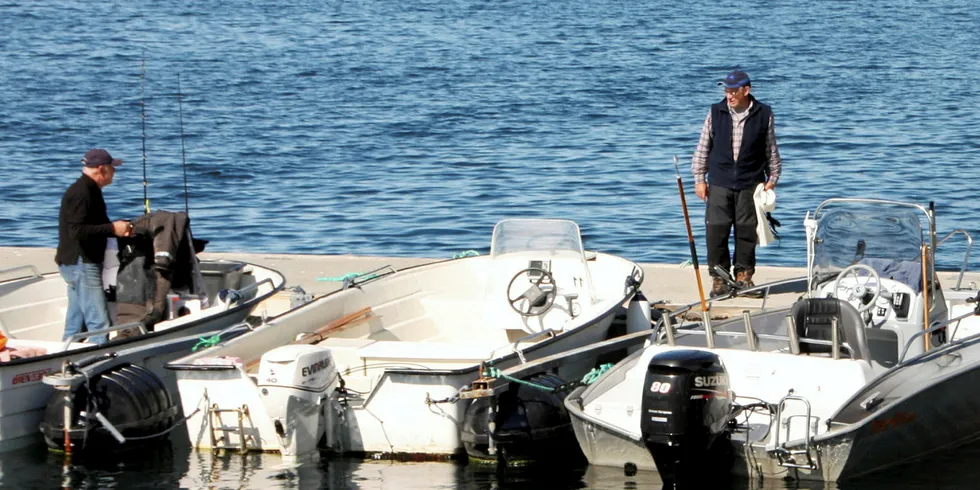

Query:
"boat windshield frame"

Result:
[[806, 198, 937, 296], [490, 219, 585, 258]]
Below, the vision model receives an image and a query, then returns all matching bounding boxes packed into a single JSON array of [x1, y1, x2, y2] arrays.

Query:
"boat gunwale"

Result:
[[0, 261, 286, 368]]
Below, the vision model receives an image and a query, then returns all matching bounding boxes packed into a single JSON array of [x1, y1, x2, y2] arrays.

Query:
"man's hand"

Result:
[[695, 182, 708, 201], [764, 181, 776, 191], [112, 220, 134, 237]]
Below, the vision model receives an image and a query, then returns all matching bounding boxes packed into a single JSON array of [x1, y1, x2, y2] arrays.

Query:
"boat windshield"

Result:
[[490, 219, 584, 257], [812, 207, 924, 283]]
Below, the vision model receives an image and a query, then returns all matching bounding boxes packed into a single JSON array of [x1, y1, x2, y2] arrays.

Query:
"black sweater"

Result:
[[55, 174, 115, 266]]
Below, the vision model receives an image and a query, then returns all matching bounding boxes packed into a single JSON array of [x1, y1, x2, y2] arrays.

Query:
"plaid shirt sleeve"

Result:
[[766, 112, 782, 186], [691, 111, 712, 185]]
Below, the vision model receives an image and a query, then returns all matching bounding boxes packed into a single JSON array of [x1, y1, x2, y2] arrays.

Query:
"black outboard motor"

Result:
[[39, 361, 178, 453], [640, 349, 732, 488], [461, 373, 579, 466]]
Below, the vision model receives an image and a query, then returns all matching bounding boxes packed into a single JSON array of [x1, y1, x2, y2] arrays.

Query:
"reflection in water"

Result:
[[2, 437, 980, 489]]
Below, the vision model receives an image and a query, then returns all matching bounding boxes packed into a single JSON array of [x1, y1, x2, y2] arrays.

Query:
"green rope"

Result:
[[481, 363, 615, 393], [452, 250, 480, 259], [192, 334, 222, 352], [483, 367, 556, 392], [581, 363, 614, 385], [679, 259, 692, 268], [315, 272, 378, 282]]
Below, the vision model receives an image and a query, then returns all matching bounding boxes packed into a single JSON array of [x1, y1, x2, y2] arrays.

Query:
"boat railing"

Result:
[[341, 265, 397, 290], [233, 277, 276, 302], [768, 393, 818, 470], [509, 328, 557, 363], [63, 321, 147, 350], [898, 297, 980, 364], [657, 312, 857, 359], [936, 229, 973, 290], [664, 277, 808, 321], [0, 265, 42, 282]]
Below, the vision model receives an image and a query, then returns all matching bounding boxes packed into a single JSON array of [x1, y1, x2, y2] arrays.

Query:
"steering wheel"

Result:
[[507, 268, 557, 317], [832, 264, 882, 313]]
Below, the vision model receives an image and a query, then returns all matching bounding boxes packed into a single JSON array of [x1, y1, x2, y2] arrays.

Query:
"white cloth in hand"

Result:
[[753, 184, 777, 247]]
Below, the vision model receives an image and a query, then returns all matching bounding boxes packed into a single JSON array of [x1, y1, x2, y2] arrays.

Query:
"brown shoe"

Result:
[[710, 277, 731, 297], [735, 271, 755, 289]]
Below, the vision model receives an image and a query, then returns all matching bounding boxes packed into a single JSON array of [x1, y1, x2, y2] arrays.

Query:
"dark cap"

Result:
[[718, 70, 751, 89], [81, 149, 123, 168]]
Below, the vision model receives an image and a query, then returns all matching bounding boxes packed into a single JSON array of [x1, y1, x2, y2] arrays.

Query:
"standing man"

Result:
[[692, 70, 782, 296], [55, 148, 133, 344]]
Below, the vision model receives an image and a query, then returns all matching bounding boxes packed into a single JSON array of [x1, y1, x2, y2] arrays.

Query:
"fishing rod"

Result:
[[140, 53, 150, 214], [176, 73, 189, 216], [673, 155, 709, 313]]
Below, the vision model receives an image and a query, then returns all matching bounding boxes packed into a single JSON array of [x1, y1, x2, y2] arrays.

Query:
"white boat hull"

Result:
[[0, 261, 284, 452], [329, 315, 614, 455], [169, 219, 643, 459]]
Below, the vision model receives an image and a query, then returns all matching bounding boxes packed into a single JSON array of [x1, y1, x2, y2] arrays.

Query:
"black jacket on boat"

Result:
[[115, 210, 206, 330], [706, 95, 773, 190]]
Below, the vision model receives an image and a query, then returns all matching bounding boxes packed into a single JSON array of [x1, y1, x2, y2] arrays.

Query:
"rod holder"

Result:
[[831, 317, 840, 359], [785, 315, 800, 355], [661, 316, 676, 346], [703, 310, 715, 349], [742, 310, 758, 351]]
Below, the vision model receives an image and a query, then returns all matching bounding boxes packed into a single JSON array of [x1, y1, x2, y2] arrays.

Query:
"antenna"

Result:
[[140, 53, 150, 214], [177, 73, 189, 215]]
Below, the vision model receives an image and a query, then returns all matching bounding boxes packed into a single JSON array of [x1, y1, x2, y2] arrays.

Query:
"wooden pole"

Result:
[[294, 306, 373, 345], [922, 245, 930, 351], [674, 156, 709, 313], [244, 307, 372, 372]]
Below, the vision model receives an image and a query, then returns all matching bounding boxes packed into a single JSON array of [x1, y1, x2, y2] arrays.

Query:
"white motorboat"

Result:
[[565, 198, 980, 484], [166, 218, 643, 460], [0, 258, 284, 452]]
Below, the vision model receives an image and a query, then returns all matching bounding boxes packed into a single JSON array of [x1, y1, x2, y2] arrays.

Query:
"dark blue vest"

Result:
[[706, 96, 772, 190]]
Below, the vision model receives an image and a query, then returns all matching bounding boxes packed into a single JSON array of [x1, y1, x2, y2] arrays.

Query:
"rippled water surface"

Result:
[[1, 0, 977, 269], [1, 0, 979, 488]]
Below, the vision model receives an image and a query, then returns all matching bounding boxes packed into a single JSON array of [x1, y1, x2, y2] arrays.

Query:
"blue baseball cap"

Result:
[[718, 70, 751, 89], [81, 148, 123, 167]]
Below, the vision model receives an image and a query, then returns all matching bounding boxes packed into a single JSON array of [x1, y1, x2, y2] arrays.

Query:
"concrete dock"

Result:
[[4, 246, 976, 316]]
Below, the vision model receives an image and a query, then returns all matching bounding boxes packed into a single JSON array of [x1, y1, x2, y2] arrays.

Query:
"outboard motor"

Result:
[[40, 362, 178, 453], [257, 344, 338, 458], [640, 349, 732, 488], [460, 372, 579, 466]]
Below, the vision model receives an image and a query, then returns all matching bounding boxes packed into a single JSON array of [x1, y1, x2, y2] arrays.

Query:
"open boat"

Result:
[[166, 218, 643, 460], [565, 198, 979, 484], [0, 249, 284, 452]]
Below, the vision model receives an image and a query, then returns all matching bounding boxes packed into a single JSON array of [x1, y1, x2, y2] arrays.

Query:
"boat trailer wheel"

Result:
[[833, 263, 882, 313], [507, 268, 557, 317]]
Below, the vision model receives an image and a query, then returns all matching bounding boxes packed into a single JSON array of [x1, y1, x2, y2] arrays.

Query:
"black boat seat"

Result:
[[791, 298, 870, 361]]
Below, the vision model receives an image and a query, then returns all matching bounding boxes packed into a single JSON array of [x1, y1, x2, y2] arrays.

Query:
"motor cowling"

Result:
[[639, 349, 732, 487], [39, 362, 178, 452], [257, 344, 337, 394], [257, 344, 338, 457]]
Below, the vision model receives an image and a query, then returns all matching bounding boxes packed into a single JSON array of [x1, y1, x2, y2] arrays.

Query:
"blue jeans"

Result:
[[58, 259, 110, 344]]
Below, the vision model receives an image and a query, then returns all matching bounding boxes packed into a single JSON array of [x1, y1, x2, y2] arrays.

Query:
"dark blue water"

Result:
[[2, 1, 980, 487], [1, 1, 977, 269]]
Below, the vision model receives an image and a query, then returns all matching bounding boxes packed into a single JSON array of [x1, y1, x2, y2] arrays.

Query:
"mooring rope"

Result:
[[316, 251, 479, 282], [482, 363, 614, 393], [191, 334, 222, 352], [316, 272, 378, 282]]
